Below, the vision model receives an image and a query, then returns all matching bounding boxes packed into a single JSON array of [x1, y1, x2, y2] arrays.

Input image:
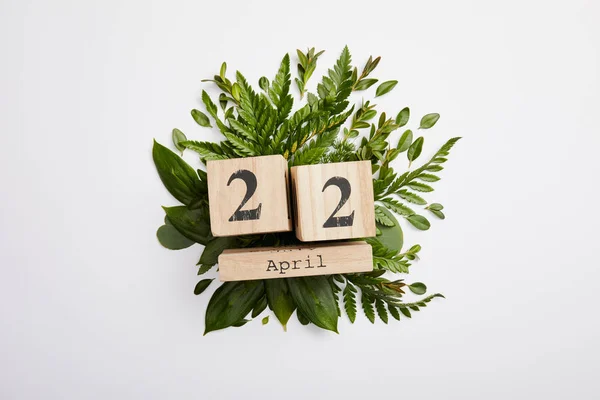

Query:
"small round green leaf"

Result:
[[375, 80, 398, 97], [396, 107, 410, 127], [191, 109, 212, 127], [194, 278, 214, 295], [409, 282, 427, 295], [420, 113, 440, 129], [259, 76, 269, 91], [172, 128, 187, 154], [407, 214, 431, 230], [261, 316, 269, 325], [407, 136, 424, 162], [156, 225, 195, 250], [375, 207, 403, 253], [428, 203, 444, 211]]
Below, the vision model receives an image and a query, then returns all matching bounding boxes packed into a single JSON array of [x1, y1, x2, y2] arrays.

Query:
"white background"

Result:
[[1, 0, 599, 398]]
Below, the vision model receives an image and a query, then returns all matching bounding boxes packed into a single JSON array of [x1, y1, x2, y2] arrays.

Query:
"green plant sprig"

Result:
[[152, 46, 461, 333]]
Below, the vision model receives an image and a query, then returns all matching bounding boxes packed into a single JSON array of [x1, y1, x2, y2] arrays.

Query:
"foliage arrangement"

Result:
[[153, 46, 461, 334]]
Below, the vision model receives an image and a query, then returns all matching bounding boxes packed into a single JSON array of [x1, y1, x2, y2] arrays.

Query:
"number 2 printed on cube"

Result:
[[207, 155, 292, 237]]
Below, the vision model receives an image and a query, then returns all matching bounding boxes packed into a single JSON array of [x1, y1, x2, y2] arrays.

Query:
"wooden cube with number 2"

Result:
[[207, 155, 292, 237], [291, 160, 376, 241]]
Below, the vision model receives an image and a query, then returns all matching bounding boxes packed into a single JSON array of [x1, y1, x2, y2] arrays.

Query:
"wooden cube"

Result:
[[218, 241, 373, 281], [291, 160, 376, 241], [207, 155, 292, 237]]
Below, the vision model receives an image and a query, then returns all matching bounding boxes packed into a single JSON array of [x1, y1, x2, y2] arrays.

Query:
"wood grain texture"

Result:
[[218, 241, 373, 281], [290, 160, 376, 241], [207, 155, 292, 237]]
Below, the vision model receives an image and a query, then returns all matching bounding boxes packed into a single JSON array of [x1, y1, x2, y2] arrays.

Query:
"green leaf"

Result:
[[297, 310, 310, 325], [407, 182, 434, 192], [398, 190, 427, 205], [389, 305, 401, 321], [407, 214, 431, 230], [162, 206, 212, 245], [204, 280, 264, 335], [262, 316, 269, 325], [197, 264, 214, 275], [429, 209, 446, 219], [407, 136, 424, 162], [375, 206, 403, 253], [194, 279, 213, 295], [343, 282, 357, 323], [172, 128, 187, 154], [396, 107, 410, 127], [265, 279, 296, 330], [375, 205, 395, 227], [156, 224, 195, 250], [417, 173, 440, 182], [259, 76, 269, 91], [428, 203, 444, 211], [199, 237, 237, 265], [399, 307, 412, 318], [179, 140, 229, 161], [375, 299, 388, 324], [354, 78, 378, 91], [361, 293, 375, 323], [409, 282, 427, 295], [252, 295, 268, 318], [288, 276, 338, 333], [152, 140, 203, 205], [397, 129, 413, 153], [420, 113, 440, 129], [191, 109, 212, 127], [375, 80, 398, 97]]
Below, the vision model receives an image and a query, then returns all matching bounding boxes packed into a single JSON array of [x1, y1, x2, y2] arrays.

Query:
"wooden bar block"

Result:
[[207, 155, 292, 237], [290, 161, 376, 241], [218, 241, 373, 282]]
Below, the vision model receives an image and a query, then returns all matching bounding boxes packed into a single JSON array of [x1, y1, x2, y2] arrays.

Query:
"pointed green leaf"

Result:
[[375, 80, 398, 97], [288, 277, 338, 333], [396, 107, 410, 127], [262, 316, 269, 325], [397, 129, 413, 153], [420, 113, 440, 129], [204, 281, 264, 335], [199, 237, 237, 265], [265, 279, 296, 330], [152, 140, 203, 205], [191, 109, 212, 127], [407, 214, 431, 230], [407, 136, 424, 162], [354, 78, 378, 91], [194, 279, 213, 295], [252, 295, 268, 318]]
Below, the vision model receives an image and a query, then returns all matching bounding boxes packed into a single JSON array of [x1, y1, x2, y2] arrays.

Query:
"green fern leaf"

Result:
[[375, 299, 389, 324], [343, 281, 357, 323], [179, 140, 229, 161], [361, 292, 375, 323]]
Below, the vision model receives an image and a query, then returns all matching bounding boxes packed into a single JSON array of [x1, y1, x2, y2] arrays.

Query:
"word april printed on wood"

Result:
[[219, 242, 373, 281]]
